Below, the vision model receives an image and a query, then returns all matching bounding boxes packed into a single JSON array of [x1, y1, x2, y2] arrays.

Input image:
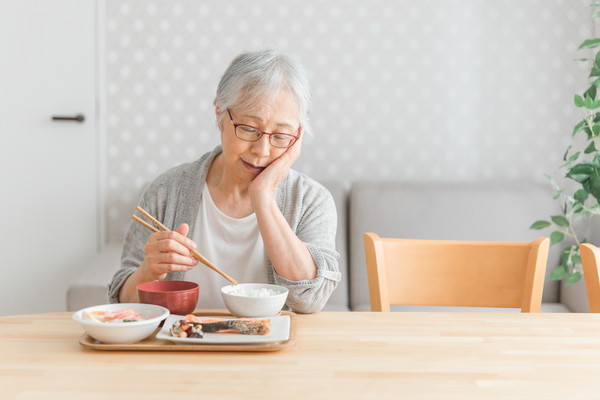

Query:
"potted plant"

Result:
[[530, 1, 600, 286]]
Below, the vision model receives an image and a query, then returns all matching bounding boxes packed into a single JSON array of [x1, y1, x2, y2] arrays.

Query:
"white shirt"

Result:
[[187, 184, 268, 309]]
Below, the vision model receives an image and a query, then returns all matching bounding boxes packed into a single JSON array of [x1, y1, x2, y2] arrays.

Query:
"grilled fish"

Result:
[[170, 315, 271, 338], [195, 318, 271, 335]]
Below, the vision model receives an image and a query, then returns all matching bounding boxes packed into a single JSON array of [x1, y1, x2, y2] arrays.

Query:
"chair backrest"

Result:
[[580, 243, 600, 313], [363, 233, 549, 312], [349, 181, 562, 312]]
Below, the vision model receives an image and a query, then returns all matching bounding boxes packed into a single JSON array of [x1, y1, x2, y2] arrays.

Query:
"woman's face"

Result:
[[218, 90, 300, 181]]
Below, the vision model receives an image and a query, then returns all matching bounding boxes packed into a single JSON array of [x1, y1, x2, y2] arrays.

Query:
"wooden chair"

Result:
[[580, 243, 600, 313], [363, 233, 549, 312]]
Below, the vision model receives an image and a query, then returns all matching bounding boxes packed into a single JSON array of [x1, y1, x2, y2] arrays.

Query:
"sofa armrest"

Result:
[[66, 243, 122, 311]]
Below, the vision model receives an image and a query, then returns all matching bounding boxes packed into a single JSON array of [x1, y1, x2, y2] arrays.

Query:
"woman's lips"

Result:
[[242, 160, 265, 174]]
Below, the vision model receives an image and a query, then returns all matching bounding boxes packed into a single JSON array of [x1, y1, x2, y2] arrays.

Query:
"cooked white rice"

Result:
[[229, 286, 279, 297]]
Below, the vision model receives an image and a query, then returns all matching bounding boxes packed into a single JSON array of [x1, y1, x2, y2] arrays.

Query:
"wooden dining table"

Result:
[[2, 310, 600, 400]]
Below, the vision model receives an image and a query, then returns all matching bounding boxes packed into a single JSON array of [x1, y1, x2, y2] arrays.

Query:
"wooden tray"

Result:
[[79, 310, 296, 352]]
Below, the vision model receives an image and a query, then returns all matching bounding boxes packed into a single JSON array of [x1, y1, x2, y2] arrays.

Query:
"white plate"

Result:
[[156, 315, 290, 344]]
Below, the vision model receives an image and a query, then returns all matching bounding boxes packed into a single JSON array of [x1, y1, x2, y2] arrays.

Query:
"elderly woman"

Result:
[[108, 49, 341, 313]]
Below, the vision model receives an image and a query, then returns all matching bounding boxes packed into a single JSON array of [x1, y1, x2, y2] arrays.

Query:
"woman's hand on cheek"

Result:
[[248, 133, 303, 204]]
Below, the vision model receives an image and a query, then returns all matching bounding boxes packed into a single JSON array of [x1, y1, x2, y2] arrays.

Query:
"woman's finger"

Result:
[[148, 252, 198, 266], [155, 230, 196, 249], [145, 237, 192, 258], [147, 230, 196, 252], [148, 263, 194, 276], [175, 223, 190, 238]]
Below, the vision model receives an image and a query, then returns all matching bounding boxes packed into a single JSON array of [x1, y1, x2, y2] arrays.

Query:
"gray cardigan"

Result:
[[108, 146, 341, 313]]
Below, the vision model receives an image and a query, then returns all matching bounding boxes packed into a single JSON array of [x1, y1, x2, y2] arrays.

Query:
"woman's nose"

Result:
[[251, 134, 271, 157]]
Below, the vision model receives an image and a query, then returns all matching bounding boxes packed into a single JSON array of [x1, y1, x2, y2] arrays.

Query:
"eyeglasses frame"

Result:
[[226, 108, 300, 148]]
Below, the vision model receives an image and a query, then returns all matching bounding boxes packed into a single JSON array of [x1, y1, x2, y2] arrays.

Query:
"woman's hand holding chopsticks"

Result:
[[130, 206, 238, 285], [140, 223, 199, 281], [117, 222, 199, 303]]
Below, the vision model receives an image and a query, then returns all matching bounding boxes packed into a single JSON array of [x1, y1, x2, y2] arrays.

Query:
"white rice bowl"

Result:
[[221, 283, 288, 318]]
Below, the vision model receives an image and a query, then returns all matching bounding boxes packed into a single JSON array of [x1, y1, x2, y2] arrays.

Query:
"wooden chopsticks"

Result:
[[132, 206, 238, 285]]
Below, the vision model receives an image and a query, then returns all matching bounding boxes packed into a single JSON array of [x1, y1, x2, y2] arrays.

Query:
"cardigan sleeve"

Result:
[[107, 200, 152, 303], [271, 178, 341, 313]]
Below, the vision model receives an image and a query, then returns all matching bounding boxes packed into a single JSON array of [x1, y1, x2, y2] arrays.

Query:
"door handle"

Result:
[[51, 114, 85, 122]]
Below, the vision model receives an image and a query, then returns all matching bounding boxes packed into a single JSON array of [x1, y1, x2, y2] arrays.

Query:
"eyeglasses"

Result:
[[226, 109, 299, 148]]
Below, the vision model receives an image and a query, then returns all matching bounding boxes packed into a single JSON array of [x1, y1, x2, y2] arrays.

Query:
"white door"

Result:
[[0, 0, 98, 315]]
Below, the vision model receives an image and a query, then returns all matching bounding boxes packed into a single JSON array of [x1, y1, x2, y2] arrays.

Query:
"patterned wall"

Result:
[[104, 0, 595, 243]]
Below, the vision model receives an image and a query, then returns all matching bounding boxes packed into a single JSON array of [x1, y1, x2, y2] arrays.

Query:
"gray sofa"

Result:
[[67, 180, 582, 313]]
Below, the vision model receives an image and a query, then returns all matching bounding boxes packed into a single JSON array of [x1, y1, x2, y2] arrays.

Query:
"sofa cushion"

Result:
[[349, 181, 563, 311], [319, 180, 350, 311]]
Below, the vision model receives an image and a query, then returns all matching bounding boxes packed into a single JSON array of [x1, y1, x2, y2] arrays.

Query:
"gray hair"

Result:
[[214, 49, 312, 136]]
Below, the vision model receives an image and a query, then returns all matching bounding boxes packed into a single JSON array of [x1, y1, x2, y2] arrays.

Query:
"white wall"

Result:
[[103, 0, 596, 243], [0, 0, 98, 316]]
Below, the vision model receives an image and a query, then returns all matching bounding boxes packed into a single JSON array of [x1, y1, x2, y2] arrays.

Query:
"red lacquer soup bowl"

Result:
[[136, 280, 199, 315]]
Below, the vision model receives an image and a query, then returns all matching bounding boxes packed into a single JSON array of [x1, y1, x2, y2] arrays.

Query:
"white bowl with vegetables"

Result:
[[221, 283, 289, 318], [72, 303, 169, 344]]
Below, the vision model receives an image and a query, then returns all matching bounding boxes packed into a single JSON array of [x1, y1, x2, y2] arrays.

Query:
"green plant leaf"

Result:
[[587, 165, 600, 201], [586, 85, 598, 100], [566, 151, 580, 164], [553, 188, 564, 200], [566, 163, 595, 183], [584, 95, 595, 109], [550, 231, 565, 245], [573, 120, 586, 137], [584, 180, 595, 201], [585, 85, 598, 100], [550, 265, 568, 280], [563, 145, 572, 161], [530, 220, 551, 230], [580, 39, 600, 49], [585, 141, 597, 154], [566, 271, 582, 285], [584, 126, 594, 140], [551, 215, 570, 227], [573, 202, 584, 214], [590, 67, 600, 77], [574, 188, 589, 202], [574, 94, 585, 107], [572, 254, 582, 265], [593, 10, 600, 18]]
